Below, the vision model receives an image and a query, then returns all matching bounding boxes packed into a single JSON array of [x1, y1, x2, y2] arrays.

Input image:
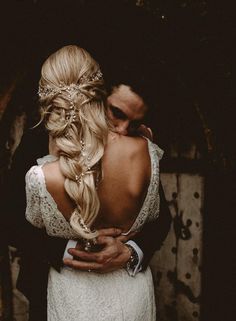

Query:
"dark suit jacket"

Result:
[[1, 125, 171, 320]]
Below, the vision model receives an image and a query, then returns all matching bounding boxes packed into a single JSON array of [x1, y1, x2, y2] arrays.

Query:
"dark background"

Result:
[[0, 1, 235, 321], [0, 0, 235, 161]]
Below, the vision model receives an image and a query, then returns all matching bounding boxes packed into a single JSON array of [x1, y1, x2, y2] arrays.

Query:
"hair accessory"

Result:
[[38, 69, 103, 99], [38, 82, 81, 125], [38, 85, 59, 98], [80, 70, 103, 84], [74, 139, 93, 184], [82, 236, 97, 252], [38, 83, 80, 99], [65, 133, 72, 139], [75, 173, 85, 184], [38, 69, 103, 126], [75, 169, 94, 184], [70, 209, 98, 239]]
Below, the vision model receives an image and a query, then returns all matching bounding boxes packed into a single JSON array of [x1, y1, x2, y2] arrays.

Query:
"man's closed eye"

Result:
[[110, 105, 127, 120]]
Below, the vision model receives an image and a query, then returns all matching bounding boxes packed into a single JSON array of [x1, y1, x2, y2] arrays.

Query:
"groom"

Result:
[[2, 81, 171, 320], [63, 83, 171, 273]]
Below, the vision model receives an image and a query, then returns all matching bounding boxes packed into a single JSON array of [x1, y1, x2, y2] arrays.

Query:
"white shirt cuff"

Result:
[[63, 240, 77, 260], [125, 240, 144, 276]]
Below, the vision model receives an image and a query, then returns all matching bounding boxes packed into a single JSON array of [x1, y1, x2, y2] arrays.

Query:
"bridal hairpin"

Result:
[[38, 70, 103, 126]]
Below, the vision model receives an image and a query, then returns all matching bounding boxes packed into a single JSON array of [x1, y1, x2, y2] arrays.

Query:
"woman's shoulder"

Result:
[[120, 135, 164, 162], [41, 159, 63, 185], [26, 164, 42, 178], [110, 134, 149, 156], [26, 154, 59, 185], [26, 154, 59, 181], [105, 134, 150, 177], [25, 165, 44, 191]]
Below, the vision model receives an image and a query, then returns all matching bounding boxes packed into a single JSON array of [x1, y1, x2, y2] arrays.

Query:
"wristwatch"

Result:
[[125, 244, 139, 271]]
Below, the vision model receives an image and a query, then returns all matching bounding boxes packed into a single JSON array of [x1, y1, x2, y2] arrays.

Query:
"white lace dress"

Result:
[[25, 140, 163, 321]]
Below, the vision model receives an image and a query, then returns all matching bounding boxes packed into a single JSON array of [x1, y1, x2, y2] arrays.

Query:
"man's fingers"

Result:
[[96, 235, 116, 245], [68, 248, 99, 262], [69, 248, 115, 264], [64, 245, 132, 273], [116, 231, 137, 242], [116, 235, 130, 242], [63, 258, 119, 274], [97, 227, 122, 237], [63, 259, 102, 271], [138, 125, 153, 140]]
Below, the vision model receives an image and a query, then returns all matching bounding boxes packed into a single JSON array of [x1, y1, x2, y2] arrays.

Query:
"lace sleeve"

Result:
[[25, 166, 44, 228]]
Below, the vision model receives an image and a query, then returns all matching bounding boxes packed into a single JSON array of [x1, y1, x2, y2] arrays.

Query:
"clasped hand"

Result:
[[63, 228, 136, 273]]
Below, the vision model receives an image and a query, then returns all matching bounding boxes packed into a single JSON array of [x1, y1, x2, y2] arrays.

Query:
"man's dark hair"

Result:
[[104, 58, 173, 111]]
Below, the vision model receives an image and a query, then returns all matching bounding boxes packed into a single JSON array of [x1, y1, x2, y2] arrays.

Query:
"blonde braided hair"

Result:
[[38, 45, 109, 239]]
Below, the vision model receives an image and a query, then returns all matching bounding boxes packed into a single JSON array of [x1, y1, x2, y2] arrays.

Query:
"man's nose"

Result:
[[115, 121, 129, 135]]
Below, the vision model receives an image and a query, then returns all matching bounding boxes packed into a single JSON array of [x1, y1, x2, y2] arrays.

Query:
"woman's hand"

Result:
[[63, 228, 137, 273]]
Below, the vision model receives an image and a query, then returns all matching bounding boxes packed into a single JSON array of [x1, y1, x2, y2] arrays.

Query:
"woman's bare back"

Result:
[[96, 133, 151, 231], [43, 133, 151, 233]]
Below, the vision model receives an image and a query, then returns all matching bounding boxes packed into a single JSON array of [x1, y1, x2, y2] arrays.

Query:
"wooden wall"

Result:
[[151, 173, 203, 321]]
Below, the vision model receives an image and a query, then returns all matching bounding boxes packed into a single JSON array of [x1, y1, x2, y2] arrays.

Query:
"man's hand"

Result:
[[63, 228, 136, 273], [137, 125, 153, 140]]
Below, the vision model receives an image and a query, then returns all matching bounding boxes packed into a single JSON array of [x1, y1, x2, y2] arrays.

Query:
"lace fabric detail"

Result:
[[25, 167, 44, 229], [48, 267, 156, 321], [25, 165, 78, 239], [36, 154, 58, 166]]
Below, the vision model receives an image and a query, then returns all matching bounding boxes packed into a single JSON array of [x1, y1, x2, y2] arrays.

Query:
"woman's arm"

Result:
[[2, 127, 68, 270]]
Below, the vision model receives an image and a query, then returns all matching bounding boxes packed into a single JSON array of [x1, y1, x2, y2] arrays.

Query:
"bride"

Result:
[[25, 45, 163, 321]]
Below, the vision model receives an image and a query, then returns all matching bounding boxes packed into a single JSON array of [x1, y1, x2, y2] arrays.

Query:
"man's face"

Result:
[[107, 84, 147, 136]]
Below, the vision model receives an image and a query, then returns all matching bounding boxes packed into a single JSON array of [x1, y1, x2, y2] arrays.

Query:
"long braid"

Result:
[[38, 45, 109, 239]]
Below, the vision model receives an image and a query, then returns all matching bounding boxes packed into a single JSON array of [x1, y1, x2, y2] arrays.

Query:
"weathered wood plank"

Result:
[[176, 174, 203, 321], [0, 245, 13, 321], [151, 173, 203, 321], [151, 173, 178, 321], [9, 247, 29, 321]]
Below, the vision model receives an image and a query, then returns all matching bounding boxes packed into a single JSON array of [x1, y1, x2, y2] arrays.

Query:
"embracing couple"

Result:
[[4, 45, 171, 321]]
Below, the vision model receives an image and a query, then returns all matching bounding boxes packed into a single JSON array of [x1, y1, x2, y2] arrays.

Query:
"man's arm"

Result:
[[64, 182, 172, 273], [131, 183, 172, 269]]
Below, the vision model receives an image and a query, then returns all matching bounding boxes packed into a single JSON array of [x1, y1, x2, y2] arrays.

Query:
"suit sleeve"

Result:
[[131, 182, 172, 270], [1, 127, 67, 271]]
